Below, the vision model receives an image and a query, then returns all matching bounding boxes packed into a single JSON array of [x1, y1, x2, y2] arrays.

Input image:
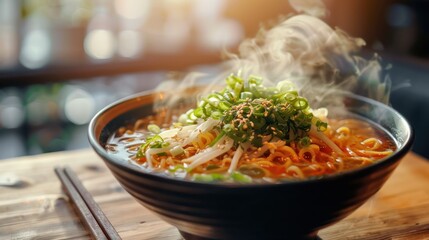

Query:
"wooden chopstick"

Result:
[[55, 167, 108, 239], [63, 166, 122, 240], [55, 166, 121, 240]]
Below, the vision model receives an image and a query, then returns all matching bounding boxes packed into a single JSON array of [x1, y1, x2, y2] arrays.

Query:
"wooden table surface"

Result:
[[0, 149, 428, 240]]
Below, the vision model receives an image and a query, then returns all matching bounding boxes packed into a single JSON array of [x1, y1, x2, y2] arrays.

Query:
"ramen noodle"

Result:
[[106, 74, 396, 183]]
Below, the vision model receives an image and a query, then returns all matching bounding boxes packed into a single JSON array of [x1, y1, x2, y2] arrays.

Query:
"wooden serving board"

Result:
[[0, 149, 428, 239]]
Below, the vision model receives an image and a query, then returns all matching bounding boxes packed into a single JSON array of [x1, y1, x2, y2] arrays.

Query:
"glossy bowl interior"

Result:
[[88, 89, 413, 240]]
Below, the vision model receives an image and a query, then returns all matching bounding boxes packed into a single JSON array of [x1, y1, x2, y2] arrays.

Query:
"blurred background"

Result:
[[0, 0, 428, 159]]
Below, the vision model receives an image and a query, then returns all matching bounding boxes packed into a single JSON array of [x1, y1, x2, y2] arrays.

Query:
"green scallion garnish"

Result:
[[177, 73, 326, 147]]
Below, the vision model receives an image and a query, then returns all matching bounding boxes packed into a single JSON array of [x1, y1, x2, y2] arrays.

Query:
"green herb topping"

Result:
[[180, 73, 326, 147]]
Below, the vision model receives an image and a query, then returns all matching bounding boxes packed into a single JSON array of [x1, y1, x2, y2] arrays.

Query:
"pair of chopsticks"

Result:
[[55, 166, 121, 240]]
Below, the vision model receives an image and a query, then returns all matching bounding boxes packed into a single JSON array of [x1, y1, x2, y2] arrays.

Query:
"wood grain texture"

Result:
[[0, 149, 428, 240]]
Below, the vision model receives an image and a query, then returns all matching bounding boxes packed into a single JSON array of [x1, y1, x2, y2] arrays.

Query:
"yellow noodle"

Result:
[[160, 158, 166, 169], [221, 157, 232, 167], [344, 156, 374, 165], [276, 146, 299, 161], [335, 157, 344, 171], [249, 157, 269, 162], [266, 152, 286, 162], [299, 147, 316, 162], [195, 131, 217, 149], [299, 144, 320, 162], [134, 119, 146, 131], [247, 141, 281, 158], [357, 149, 393, 157], [361, 138, 382, 150], [283, 158, 293, 169], [306, 164, 325, 173], [335, 126, 350, 142], [254, 160, 275, 167], [286, 165, 305, 179], [166, 157, 175, 166]]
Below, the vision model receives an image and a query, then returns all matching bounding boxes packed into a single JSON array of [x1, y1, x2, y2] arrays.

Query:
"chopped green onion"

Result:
[[292, 97, 309, 110], [168, 165, 186, 173], [240, 91, 253, 99], [148, 124, 161, 134], [178, 114, 189, 124], [299, 136, 311, 148], [276, 80, 295, 92], [234, 82, 243, 98], [316, 119, 328, 132], [206, 164, 220, 170], [193, 107, 203, 118], [231, 171, 252, 183], [218, 101, 231, 111], [283, 92, 298, 102], [211, 111, 223, 120], [137, 134, 168, 157], [248, 75, 262, 85], [209, 130, 226, 147], [193, 173, 226, 182], [174, 73, 328, 147], [238, 165, 266, 178]]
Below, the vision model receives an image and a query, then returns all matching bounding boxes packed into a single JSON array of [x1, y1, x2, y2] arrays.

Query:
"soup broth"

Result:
[[106, 115, 396, 183]]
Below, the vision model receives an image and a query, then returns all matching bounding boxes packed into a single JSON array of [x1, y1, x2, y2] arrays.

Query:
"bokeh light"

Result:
[[20, 29, 51, 69], [64, 88, 95, 125], [114, 0, 151, 20], [0, 95, 24, 129], [118, 30, 143, 58], [84, 29, 116, 60], [198, 19, 244, 50]]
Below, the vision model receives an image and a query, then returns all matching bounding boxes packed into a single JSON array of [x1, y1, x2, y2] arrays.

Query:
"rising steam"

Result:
[[157, 2, 391, 112], [227, 13, 390, 106]]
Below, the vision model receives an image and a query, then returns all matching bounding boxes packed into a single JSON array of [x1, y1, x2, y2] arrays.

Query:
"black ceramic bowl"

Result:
[[88, 89, 413, 240]]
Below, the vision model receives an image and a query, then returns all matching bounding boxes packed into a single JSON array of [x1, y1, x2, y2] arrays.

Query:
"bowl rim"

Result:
[[88, 89, 414, 189]]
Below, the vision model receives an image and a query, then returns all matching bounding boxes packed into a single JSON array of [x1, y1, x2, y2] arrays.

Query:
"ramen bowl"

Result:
[[88, 89, 413, 240]]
